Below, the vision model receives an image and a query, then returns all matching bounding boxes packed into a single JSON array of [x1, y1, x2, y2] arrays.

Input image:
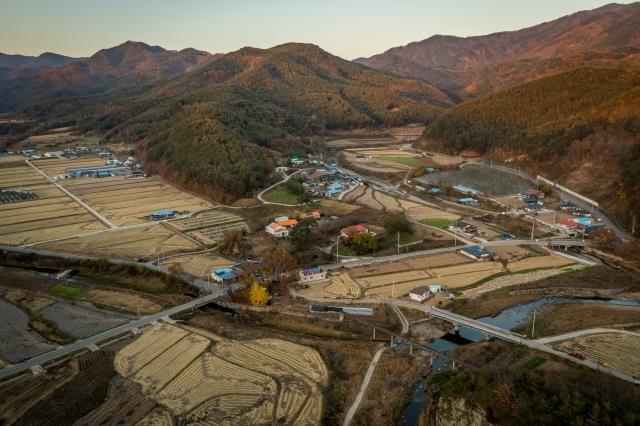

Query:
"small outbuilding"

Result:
[[210, 267, 239, 283], [151, 209, 179, 220], [460, 246, 491, 260], [409, 286, 431, 303]]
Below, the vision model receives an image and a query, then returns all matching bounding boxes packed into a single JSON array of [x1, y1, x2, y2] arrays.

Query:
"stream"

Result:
[[400, 296, 640, 425]]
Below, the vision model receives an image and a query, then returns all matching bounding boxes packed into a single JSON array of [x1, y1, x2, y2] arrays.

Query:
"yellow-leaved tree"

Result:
[[248, 283, 270, 306]]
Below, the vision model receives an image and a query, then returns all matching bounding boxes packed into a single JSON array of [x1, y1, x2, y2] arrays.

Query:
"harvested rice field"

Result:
[[31, 157, 105, 177], [64, 176, 213, 226], [0, 161, 106, 245], [115, 324, 328, 424], [344, 186, 458, 222], [553, 333, 640, 378], [506, 252, 576, 272], [161, 254, 234, 279], [170, 209, 249, 245], [36, 224, 198, 260]]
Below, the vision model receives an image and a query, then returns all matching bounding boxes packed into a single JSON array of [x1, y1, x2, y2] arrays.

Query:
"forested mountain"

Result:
[[0, 52, 81, 70], [0, 41, 218, 111], [356, 2, 640, 97], [421, 68, 640, 228], [36, 43, 452, 201]]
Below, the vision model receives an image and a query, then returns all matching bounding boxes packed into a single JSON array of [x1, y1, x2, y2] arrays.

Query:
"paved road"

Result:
[[342, 346, 386, 426], [319, 239, 589, 271], [0, 291, 223, 381], [26, 159, 116, 229], [534, 327, 640, 344], [256, 169, 306, 206], [0, 245, 213, 292], [427, 307, 526, 343]]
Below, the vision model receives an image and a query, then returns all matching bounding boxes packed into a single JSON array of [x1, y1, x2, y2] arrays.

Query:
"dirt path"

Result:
[[534, 327, 640, 344], [342, 346, 386, 426]]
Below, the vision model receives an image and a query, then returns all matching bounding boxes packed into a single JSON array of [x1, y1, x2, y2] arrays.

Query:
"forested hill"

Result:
[[421, 68, 640, 229], [68, 43, 453, 201]]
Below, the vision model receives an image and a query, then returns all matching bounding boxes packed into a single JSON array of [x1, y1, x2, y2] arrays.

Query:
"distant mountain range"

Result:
[[0, 41, 220, 110], [0, 52, 81, 70], [355, 2, 640, 97]]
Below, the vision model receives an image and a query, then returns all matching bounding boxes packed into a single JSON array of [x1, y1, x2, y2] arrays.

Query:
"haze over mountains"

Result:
[[1, 2, 639, 227]]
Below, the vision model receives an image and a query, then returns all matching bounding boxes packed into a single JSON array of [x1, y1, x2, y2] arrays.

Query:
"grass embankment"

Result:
[[420, 218, 454, 229], [263, 186, 301, 204], [377, 155, 423, 167], [50, 283, 85, 298]]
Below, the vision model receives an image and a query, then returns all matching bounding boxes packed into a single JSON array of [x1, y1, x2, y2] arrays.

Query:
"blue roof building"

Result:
[[211, 267, 239, 283], [457, 197, 478, 205], [460, 246, 491, 260], [453, 184, 481, 195], [429, 187, 441, 194], [151, 209, 178, 219]]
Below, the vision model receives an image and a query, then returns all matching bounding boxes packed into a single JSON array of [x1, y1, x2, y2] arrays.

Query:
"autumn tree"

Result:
[[221, 229, 241, 255], [247, 283, 270, 306], [167, 262, 184, 275], [350, 232, 377, 255]]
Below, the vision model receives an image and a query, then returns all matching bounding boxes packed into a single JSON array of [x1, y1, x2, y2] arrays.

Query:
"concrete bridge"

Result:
[[426, 307, 527, 344]]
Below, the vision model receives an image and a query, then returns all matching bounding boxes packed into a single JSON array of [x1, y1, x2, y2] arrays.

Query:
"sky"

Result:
[[1, 0, 636, 59]]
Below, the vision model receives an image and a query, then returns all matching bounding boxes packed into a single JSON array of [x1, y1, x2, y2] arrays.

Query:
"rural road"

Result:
[[343, 346, 386, 426], [533, 327, 640, 344], [318, 238, 589, 271], [390, 303, 410, 334], [26, 159, 117, 229], [256, 169, 307, 206], [0, 291, 224, 381]]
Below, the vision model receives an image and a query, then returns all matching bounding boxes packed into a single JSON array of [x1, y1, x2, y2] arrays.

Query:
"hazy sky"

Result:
[[1, 0, 636, 59]]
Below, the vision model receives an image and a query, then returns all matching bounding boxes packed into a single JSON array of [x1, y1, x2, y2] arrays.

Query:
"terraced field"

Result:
[[0, 160, 105, 245], [554, 333, 640, 377], [116, 324, 328, 425], [41, 302, 128, 338], [171, 209, 249, 245]]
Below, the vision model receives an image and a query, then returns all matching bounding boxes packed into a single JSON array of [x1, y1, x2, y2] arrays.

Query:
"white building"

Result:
[[265, 222, 289, 238], [409, 286, 431, 303], [298, 267, 327, 283]]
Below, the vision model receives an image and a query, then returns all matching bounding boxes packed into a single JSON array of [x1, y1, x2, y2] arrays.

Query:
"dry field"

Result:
[[507, 252, 575, 272], [316, 199, 361, 215], [0, 161, 106, 245], [83, 289, 165, 315], [490, 245, 536, 262], [553, 333, 640, 377], [22, 131, 78, 145], [62, 176, 213, 226], [161, 254, 234, 279], [314, 272, 362, 298], [36, 224, 197, 260], [115, 324, 328, 424]]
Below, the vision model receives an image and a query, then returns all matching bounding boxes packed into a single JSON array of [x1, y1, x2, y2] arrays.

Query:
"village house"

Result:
[[298, 266, 327, 283], [210, 267, 240, 283], [340, 224, 368, 240], [409, 286, 431, 302], [299, 211, 321, 220], [460, 246, 492, 260], [265, 222, 289, 237]]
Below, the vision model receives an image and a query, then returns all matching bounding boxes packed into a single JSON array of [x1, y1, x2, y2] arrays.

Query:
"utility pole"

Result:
[[392, 280, 396, 299], [336, 236, 339, 264], [632, 214, 637, 235], [397, 230, 400, 255], [530, 218, 535, 240], [531, 309, 537, 339]]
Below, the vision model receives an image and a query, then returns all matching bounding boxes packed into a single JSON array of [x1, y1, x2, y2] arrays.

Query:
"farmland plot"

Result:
[[0, 161, 106, 245], [37, 224, 198, 259], [507, 252, 575, 272], [553, 333, 640, 377], [65, 176, 213, 226], [171, 209, 249, 245], [41, 302, 128, 338], [0, 300, 56, 363], [117, 324, 328, 425], [161, 254, 234, 279], [419, 164, 531, 197]]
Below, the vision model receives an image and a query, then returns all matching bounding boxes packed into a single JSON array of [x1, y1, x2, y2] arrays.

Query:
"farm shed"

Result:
[[151, 209, 179, 220], [460, 246, 492, 260], [65, 164, 129, 178], [409, 286, 431, 302], [457, 197, 478, 205]]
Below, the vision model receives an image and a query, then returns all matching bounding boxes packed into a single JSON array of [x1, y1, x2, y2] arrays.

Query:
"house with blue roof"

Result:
[[460, 246, 492, 260], [150, 209, 179, 219], [457, 197, 478, 205], [298, 266, 326, 283], [211, 267, 240, 283]]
